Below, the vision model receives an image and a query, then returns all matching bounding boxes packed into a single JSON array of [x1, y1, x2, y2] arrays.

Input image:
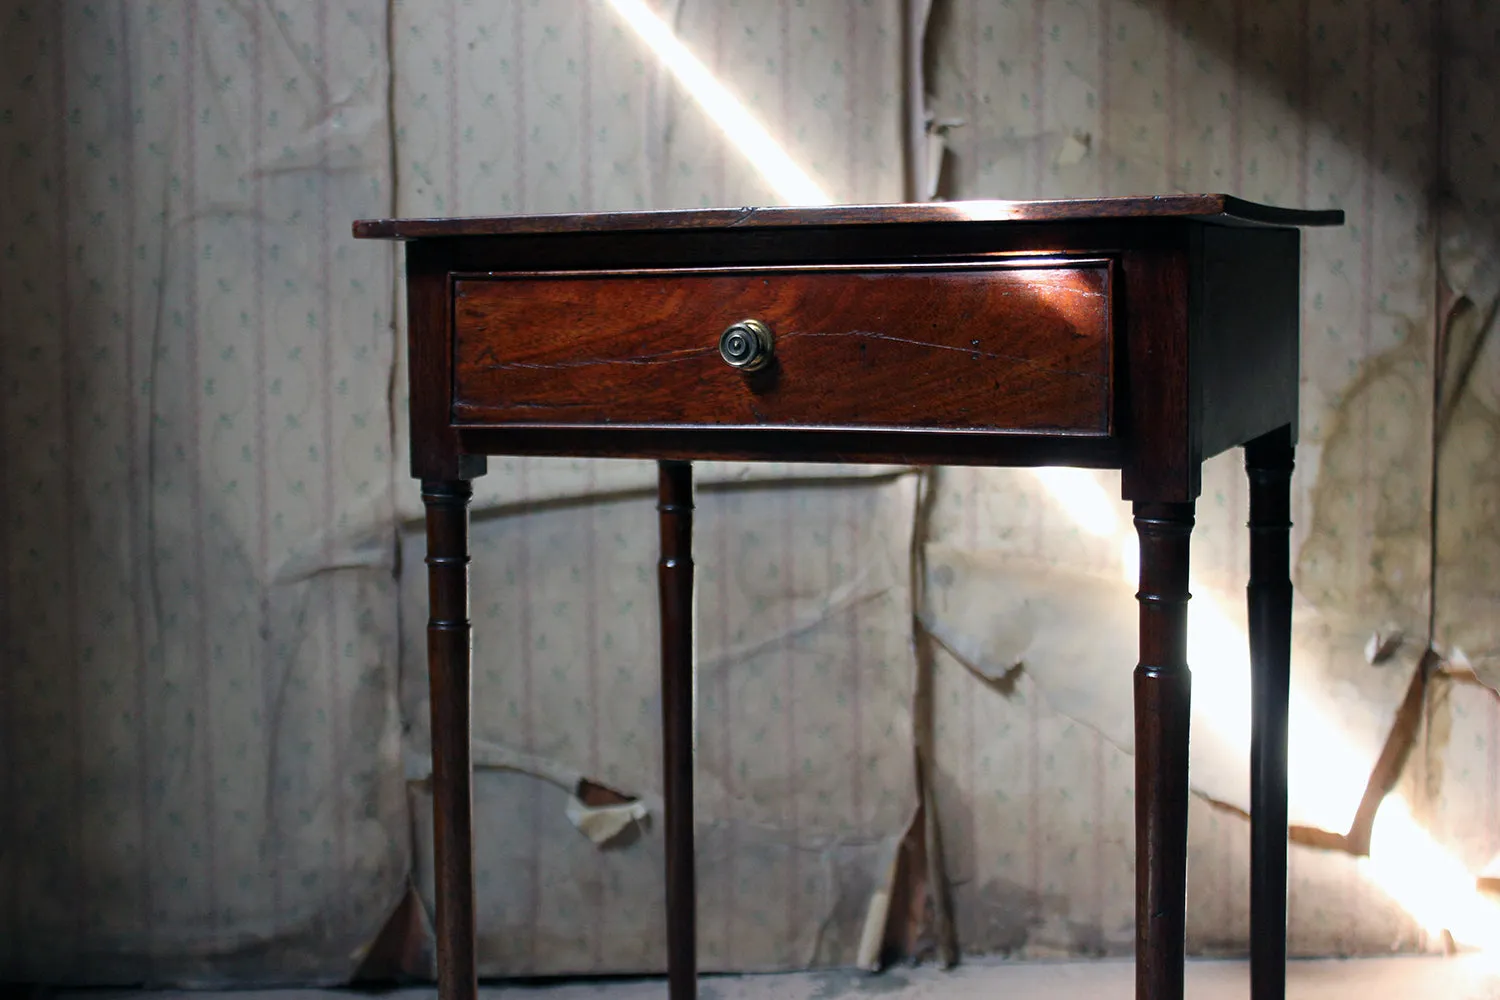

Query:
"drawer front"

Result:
[[451, 260, 1112, 435]]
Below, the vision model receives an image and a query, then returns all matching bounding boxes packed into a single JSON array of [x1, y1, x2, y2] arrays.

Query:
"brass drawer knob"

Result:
[[718, 319, 774, 372]]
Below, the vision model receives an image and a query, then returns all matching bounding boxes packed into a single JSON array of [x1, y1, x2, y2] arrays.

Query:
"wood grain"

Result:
[[452, 261, 1112, 436], [1120, 247, 1195, 503], [354, 194, 1343, 240], [407, 241, 485, 482], [1133, 501, 1195, 1000], [422, 480, 478, 1000]]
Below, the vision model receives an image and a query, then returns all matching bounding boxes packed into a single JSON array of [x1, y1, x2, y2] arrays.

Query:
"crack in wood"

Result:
[[469, 329, 1104, 382]]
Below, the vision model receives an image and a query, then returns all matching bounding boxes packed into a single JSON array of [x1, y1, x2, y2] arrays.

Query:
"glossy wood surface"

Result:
[[1132, 502, 1195, 1000], [452, 261, 1112, 435], [422, 480, 477, 1000], [407, 241, 486, 482], [1246, 427, 1295, 1000], [354, 194, 1343, 240], [657, 462, 696, 1000], [1120, 247, 1194, 502]]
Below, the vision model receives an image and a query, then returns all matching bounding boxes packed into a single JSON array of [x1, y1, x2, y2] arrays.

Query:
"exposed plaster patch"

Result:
[[1296, 325, 1431, 637]]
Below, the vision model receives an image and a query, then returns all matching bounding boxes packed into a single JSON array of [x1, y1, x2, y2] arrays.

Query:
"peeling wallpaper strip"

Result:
[[923, 0, 1459, 959], [2, 0, 1497, 985]]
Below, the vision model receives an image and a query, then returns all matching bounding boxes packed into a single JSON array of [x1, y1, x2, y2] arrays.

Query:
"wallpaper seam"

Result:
[[1425, 0, 1445, 648], [382, 0, 413, 939]]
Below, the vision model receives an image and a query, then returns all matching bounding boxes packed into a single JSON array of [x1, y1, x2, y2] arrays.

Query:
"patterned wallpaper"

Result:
[[401, 478, 921, 973], [0, 0, 405, 985], [920, 0, 1494, 960], [0, 0, 1495, 986], [389, 0, 917, 975]]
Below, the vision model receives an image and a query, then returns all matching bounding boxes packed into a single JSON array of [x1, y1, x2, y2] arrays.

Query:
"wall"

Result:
[[0, 0, 405, 985], [386, 0, 919, 976], [0, 0, 1496, 986], [921, 0, 1439, 957], [918, 0, 1500, 959]]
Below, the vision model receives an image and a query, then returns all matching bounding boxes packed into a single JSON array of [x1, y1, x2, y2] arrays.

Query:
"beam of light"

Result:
[[601, 0, 1500, 947], [1363, 796, 1500, 950], [1030, 466, 1500, 951], [1031, 467, 1120, 538], [603, 0, 832, 206]]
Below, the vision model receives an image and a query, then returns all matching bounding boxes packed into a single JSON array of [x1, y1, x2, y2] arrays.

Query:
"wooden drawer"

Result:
[[451, 259, 1113, 436]]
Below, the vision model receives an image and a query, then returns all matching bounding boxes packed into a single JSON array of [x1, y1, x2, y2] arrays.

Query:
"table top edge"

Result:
[[352, 195, 1345, 240]]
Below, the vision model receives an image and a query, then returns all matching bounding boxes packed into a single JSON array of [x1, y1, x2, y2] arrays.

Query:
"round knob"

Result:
[[718, 319, 774, 372]]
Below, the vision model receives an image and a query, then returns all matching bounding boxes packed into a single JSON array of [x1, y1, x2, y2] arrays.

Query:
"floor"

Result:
[[71, 955, 1500, 1000]]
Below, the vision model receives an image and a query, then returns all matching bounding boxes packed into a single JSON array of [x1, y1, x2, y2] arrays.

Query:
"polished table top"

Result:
[[355, 193, 1343, 238]]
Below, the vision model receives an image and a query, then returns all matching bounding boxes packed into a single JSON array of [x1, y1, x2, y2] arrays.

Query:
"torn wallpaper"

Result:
[[400, 477, 921, 974], [3, 0, 1499, 986], [0, 0, 407, 985], [921, 0, 1490, 959]]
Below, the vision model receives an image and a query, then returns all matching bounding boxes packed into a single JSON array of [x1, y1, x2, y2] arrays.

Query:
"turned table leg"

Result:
[[423, 479, 479, 1000], [657, 461, 697, 1000], [1134, 501, 1194, 1000], [1246, 427, 1294, 1000]]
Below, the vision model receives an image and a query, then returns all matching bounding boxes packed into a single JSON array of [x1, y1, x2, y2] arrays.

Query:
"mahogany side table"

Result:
[[354, 196, 1342, 1000]]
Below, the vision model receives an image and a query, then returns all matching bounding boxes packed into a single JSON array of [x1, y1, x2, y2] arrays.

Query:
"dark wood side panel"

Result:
[[1193, 226, 1302, 458], [1120, 245, 1196, 503], [406, 241, 486, 481], [451, 262, 1112, 435]]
